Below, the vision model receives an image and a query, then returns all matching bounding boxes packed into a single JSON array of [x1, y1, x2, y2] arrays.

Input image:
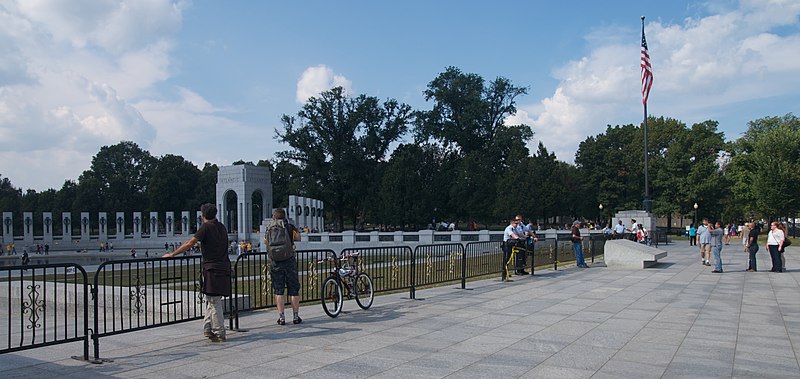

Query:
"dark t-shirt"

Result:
[[194, 219, 229, 263], [748, 228, 759, 245], [571, 226, 581, 243]]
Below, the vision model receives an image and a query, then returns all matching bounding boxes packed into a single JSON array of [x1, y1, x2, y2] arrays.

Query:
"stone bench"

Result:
[[603, 239, 667, 269]]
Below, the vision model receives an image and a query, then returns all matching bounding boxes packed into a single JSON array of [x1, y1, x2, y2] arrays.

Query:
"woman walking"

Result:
[[766, 222, 786, 272]]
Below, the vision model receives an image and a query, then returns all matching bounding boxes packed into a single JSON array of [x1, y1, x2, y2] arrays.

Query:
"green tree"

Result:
[[415, 67, 532, 225], [270, 159, 304, 208], [378, 143, 447, 228], [191, 163, 219, 211], [147, 154, 201, 211], [79, 141, 156, 213], [277, 87, 413, 231]]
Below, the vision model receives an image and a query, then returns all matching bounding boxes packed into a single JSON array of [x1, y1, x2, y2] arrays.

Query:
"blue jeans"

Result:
[[748, 244, 759, 271], [573, 242, 586, 267], [712, 245, 723, 271]]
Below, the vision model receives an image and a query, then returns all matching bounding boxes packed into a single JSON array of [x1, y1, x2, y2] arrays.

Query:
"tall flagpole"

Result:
[[641, 15, 652, 214]]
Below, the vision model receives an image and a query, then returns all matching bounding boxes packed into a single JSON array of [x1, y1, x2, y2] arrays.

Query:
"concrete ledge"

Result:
[[604, 239, 667, 269]]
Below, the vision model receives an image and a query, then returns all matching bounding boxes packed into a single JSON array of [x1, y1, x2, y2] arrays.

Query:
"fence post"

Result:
[[553, 239, 559, 270], [460, 244, 467, 289], [91, 276, 101, 361], [409, 246, 416, 299]]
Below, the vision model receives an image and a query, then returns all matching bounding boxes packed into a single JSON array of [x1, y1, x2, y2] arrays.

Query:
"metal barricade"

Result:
[[91, 256, 204, 360], [230, 249, 335, 330], [1, 263, 90, 361]]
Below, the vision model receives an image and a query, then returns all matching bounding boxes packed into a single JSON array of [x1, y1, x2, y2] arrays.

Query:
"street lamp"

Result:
[[599, 204, 604, 226], [693, 203, 699, 226]]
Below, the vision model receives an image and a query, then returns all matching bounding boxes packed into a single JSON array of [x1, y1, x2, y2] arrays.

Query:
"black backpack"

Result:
[[266, 220, 294, 262]]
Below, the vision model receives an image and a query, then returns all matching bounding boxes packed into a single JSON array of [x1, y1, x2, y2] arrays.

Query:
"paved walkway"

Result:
[[3, 242, 800, 378]]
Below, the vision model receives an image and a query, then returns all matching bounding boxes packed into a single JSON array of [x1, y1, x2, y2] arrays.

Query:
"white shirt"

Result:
[[768, 229, 785, 245]]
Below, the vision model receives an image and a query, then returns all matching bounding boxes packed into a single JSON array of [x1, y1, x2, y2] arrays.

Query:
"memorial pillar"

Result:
[[23, 212, 34, 245], [115, 212, 125, 241], [133, 212, 142, 240], [166, 211, 175, 237], [98, 212, 108, 243], [80, 212, 90, 242], [149, 212, 159, 237], [62, 212, 72, 243], [43, 212, 53, 244], [181, 211, 190, 235], [2, 212, 12, 246], [196, 210, 202, 231]]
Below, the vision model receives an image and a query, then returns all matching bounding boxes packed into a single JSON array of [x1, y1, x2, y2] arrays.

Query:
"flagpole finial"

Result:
[[641, 15, 645, 22]]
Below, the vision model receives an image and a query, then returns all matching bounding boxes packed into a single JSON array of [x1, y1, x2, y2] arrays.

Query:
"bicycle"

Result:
[[318, 251, 374, 318], [503, 238, 530, 280]]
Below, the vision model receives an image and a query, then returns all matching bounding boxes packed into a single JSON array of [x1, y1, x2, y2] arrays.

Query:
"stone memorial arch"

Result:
[[216, 165, 272, 242]]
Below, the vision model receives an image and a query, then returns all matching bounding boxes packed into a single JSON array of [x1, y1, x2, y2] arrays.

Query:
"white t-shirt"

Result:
[[768, 229, 785, 245]]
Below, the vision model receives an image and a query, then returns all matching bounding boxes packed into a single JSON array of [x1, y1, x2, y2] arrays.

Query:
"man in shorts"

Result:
[[697, 218, 712, 266], [267, 209, 302, 325]]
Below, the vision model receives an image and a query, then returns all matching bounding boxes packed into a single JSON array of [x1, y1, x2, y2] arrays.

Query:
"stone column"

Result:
[[43, 212, 53, 244], [181, 211, 190, 235], [196, 211, 202, 231], [133, 212, 142, 240], [288, 195, 298, 225], [23, 212, 34, 245], [166, 211, 174, 237], [418, 230, 434, 245], [80, 212, 90, 242], [237, 200, 244, 240], [115, 212, 125, 241], [149, 212, 159, 237], [98, 212, 108, 243], [3, 212, 13, 246], [62, 212, 71, 243]]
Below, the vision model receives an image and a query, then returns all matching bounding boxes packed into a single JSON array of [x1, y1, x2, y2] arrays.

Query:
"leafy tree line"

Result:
[[1, 67, 797, 233]]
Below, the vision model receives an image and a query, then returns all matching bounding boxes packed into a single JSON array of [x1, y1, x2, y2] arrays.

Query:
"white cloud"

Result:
[[523, 0, 800, 162], [296, 64, 353, 103], [0, 0, 187, 190]]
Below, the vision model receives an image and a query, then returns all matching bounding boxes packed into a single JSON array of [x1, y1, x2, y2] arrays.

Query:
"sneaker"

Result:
[[712, 270, 723, 273], [203, 329, 213, 338], [746, 268, 755, 272], [209, 335, 226, 343], [293, 315, 302, 325], [277, 316, 286, 325], [704, 262, 711, 266]]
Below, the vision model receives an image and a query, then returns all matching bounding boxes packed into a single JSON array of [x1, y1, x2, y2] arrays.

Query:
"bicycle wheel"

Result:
[[321, 276, 343, 318], [354, 272, 374, 309]]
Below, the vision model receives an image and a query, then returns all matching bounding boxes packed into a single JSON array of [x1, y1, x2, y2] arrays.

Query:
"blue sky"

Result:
[[1, 0, 799, 191]]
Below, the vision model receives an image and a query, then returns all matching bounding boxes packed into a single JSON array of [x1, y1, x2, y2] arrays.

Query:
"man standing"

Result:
[[513, 215, 529, 275], [502, 217, 523, 281], [697, 218, 711, 266], [163, 203, 230, 342], [745, 222, 759, 272], [265, 209, 302, 325], [709, 221, 725, 273], [572, 221, 588, 268], [613, 220, 626, 239], [629, 219, 639, 241]]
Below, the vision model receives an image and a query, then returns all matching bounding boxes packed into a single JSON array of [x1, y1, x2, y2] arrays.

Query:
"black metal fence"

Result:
[[91, 256, 204, 360], [1, 237, 606, 362], [1, 263, 89, 361]]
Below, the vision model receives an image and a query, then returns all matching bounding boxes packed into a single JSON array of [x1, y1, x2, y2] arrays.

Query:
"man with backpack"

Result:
[[265, 208, 302, 325]]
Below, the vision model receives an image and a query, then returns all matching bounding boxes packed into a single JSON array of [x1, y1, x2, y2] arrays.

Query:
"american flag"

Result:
[[640, 22, 653, 105]]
